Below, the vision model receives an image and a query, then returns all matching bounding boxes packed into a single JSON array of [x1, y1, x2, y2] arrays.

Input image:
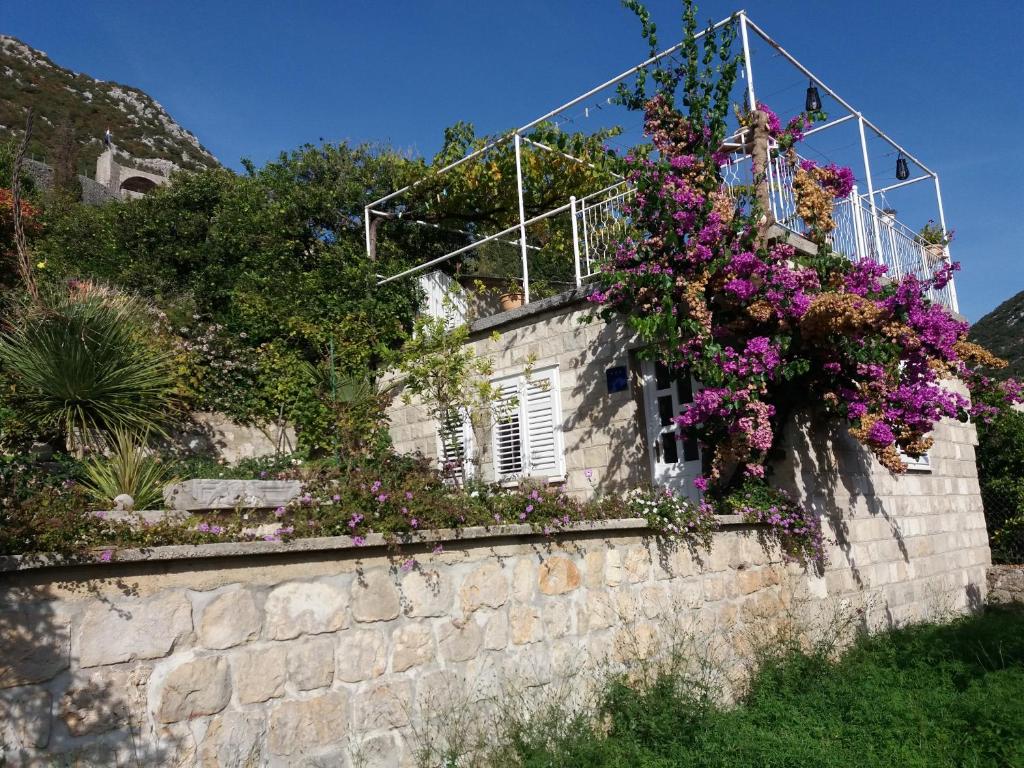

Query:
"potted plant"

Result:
[[499, 279, 525, 311], [918, 219, 953, 263], [880, 207, 897, 226]]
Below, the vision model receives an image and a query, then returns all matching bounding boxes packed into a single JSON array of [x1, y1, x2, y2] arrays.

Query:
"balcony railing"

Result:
[[568, 160, 956, 313], [765, 151, 957, 310]]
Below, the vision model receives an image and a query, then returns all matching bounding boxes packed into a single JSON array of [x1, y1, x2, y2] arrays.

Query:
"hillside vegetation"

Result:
[[970, 289, 1024, 380], [0, 35, 218, 176]]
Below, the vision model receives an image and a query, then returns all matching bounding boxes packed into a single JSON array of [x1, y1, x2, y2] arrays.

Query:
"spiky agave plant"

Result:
[[0, 282, 176, 452], [81, 428, 176, 510]]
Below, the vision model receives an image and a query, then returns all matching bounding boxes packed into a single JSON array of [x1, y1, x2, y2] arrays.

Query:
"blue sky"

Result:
[[6, 1, 1022, 321]]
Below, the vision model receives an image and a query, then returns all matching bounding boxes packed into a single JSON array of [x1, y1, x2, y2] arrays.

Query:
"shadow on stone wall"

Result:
[[0, 574, 186, 765], [562, 316, 647, 495], [163, 411, 296, 465], [773, 408, 908, 593]]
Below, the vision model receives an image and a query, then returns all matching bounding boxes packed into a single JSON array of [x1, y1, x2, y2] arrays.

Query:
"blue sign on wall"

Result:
[[606, 365, 628, 394]]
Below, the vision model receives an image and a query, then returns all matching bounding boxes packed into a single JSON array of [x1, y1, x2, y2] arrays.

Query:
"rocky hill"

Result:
[[970, 289, 1024, 380], [0, 35, 218, 177]]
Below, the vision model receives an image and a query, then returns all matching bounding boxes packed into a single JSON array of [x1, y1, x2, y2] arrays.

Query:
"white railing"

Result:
[[568, 158, 957, 313], [834, 194, 955, 310], [389, 154, 957, 317], [575, 182, 633, 279]]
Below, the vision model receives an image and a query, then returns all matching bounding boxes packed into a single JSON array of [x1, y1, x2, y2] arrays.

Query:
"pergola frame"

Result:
[[367, 10, 956, 312]]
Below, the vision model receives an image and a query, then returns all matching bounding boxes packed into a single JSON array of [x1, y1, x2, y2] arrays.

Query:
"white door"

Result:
[[641, 359, 702, 501]]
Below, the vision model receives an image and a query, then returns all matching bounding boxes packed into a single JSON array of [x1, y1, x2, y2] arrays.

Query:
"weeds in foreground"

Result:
[[411, 606, 1024, 768]]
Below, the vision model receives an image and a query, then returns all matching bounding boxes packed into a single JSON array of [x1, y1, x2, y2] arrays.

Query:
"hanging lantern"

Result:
[[805, 80, 822, 112], [896, 153, 910, 181]]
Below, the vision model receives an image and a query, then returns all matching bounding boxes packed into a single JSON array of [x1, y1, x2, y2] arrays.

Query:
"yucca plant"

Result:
[[0, 282, 176, 452], [81, 428, 176, 510]]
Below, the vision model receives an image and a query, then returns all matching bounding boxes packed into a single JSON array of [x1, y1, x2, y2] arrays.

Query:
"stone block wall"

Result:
[[771, 390, 990, 627], [174, 412, 297, 465], [0, 506, 990, 767], [388, 296, 649, 498]]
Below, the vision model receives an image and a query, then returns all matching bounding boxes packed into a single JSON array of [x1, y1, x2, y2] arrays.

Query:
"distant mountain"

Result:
[[0, 35, 218, 177], [970, 289, 1024, 380]]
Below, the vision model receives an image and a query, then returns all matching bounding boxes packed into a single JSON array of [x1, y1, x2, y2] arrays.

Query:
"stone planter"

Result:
[[163, 479, 302, 511]]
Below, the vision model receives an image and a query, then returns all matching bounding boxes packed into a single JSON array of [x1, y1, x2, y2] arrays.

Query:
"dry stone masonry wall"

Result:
[[988, 565, 1024, 604], [0, 503, 990, 766]]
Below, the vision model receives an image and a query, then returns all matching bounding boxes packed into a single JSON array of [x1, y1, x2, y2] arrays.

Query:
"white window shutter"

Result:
[[493, 380, 524, 478], [898, 446, 931, 472], [418, 270, 466, 328], [523, 369, 562, 477], [490, 367, 563, 482]]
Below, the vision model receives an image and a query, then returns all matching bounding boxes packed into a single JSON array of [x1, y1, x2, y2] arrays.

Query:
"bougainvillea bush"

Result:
[[592, 2, 1022, 566]]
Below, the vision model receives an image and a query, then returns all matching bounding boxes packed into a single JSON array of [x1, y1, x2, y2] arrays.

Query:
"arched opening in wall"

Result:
[[120, 175, 158, 198]]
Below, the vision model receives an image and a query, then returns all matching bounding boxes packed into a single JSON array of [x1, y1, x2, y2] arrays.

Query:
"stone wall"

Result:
[[769, 385, 990, 626], [174, 412, 296, 465], [0, 504, 990, 767], [23, 158, 118, 206], [388, 293, 648, 499], [988, 565, 1024, 604]]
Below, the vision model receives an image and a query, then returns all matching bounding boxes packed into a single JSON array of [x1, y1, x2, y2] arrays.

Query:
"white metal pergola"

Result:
[[367, 10, 958, 313]]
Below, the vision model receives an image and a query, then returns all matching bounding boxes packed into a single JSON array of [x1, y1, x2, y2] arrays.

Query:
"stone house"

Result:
[[378, 7, 987, 610], [378, 18, 962, 509], [385, 274, 977, 506]]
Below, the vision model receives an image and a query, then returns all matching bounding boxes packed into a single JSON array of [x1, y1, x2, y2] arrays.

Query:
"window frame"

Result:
[[898, 446, 932, 472], [490, 366, 566, 484]]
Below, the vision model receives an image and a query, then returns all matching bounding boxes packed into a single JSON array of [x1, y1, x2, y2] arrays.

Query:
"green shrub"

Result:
[[0, 484, 109, 557], [977, 409, 1024, 562], [81, 429, 176, 510], [0, 283, 176, 451]]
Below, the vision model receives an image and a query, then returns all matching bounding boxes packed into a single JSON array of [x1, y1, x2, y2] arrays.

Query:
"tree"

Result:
[[32, 142, 429, 453], [51, 117, 81, 201], [376, 122, 625, 295], [394, 301, 510, 484], [33, 122, 627, 453]]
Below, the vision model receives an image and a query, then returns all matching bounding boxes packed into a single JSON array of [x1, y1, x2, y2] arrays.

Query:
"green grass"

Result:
[[499, 607, 1024, 768]]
